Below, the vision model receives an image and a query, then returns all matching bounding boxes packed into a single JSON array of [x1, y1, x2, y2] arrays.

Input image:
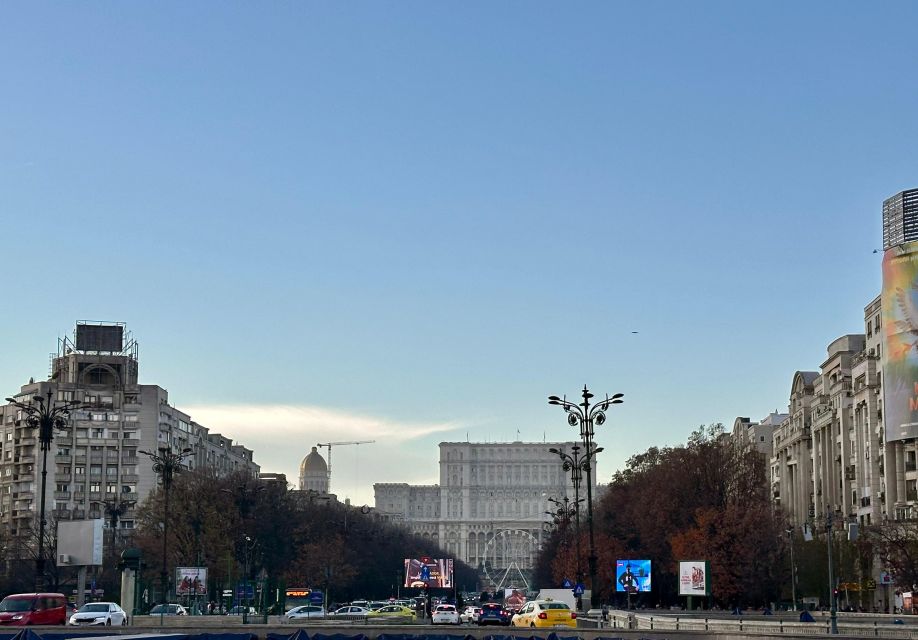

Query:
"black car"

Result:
[[477, 602, 511, 626]]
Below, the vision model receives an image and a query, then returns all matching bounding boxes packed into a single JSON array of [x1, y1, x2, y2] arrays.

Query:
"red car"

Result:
[[0, 593, 68, 625]]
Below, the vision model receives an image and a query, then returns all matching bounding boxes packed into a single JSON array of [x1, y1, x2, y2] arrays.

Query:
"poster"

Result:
[[404, 557, 453, 588], [678, 561, 711, 596], [176, 567, 207, 595]]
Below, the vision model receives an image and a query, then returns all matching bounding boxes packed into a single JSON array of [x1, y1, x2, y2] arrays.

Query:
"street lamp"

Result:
[[546, 445, 595, 584], [548, 385, 623, 610], [139, 446, 192, 606], [825, 507, 839, 634], [785, 527, 798, 612], [6, 389, 79, 590], [544, 495, 584, 587]]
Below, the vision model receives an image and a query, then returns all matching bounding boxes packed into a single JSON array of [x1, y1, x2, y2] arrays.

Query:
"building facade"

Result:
[[374, 440, 587, 586], [0, 323, 259, 556], [882, 188, 918, 251]]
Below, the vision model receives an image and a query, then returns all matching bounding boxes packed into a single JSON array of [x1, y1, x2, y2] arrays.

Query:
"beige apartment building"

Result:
[[0, 322, 259, 562]]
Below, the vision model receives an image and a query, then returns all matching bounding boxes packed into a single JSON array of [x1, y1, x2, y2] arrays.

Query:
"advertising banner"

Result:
[[176, 567, 207, 595], [678, 561, 711, 596], [404, 557, 453, 588], [883, 243, 918, 442], [615, 559, 651, 593], [504, 588, 527, 610]]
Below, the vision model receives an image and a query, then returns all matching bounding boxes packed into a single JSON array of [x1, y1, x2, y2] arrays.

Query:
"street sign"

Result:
[[309, 591, 324, 604], [561, 579, 573, 588], [222, 590, 233, 597], [573, 583, 585, 596]]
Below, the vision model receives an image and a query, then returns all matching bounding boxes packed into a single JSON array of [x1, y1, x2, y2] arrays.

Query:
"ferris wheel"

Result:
[[481, 528, 539, 592]]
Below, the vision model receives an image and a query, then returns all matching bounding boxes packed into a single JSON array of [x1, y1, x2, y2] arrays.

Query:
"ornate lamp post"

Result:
[[6, 389, 79, 590], [825, 508, 839, 634], [544, 494, 584, 587], [139, 446, 192, 605], [548, 385, 623, 610], [547, 446, 596, 585]]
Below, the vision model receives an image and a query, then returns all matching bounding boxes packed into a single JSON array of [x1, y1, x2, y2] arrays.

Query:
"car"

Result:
[[149, 604, 187, 616], [350, 600, 369, 609], [285, 605, 326, 620], [510, 599, 577, 629], [477, 602, 511, 626], [227, 605, 256, 615], [431, 604, 460, 625], [0, 593, 69, 626], [366, 604, 416, 621], [367, 601, 389, 611], [68, 602, 127, 626], [328, 605, 370, 618], [459, 606, 481, 623]]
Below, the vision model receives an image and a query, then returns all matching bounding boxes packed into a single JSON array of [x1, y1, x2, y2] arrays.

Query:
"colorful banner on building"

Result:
[[883, 243, 918, 442], [404, 557, 453, 589], [678, 560, 711, 596], [176, 567, 207, 595], [615, 559, 651, 593]]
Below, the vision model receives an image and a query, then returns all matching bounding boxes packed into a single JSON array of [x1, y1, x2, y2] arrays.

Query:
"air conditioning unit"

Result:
[[58, 554, 71, 565]]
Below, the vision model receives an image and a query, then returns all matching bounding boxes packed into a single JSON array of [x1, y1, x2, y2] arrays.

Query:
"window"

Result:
[[122, 484, 136, 493], [124, 415, 138, 422], [57, 390, 73, 402], [106, 483, 117, 493], [120, 520, 134, 529], [90, 482, 101, 493], [74, 466, 85, 475], [106, 466, 118, 476], [107, 413, 119, 422], [90, 465, 102, 476], [92, 429, 105, 438], [56, 483, 69, 492]]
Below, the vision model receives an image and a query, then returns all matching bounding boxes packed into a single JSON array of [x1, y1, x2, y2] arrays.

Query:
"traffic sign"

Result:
[[561, 578, 573, 588], [573, 583, 585, 596], [309, 590, 324, 604]]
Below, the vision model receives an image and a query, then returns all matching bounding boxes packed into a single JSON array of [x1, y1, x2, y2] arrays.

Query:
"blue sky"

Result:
[[3, 2, 917, 505]]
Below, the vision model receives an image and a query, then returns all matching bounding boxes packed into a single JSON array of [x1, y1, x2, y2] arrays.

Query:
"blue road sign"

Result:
[[309, 591, 324, 604], [573, 583, 585, 596], [561, 579, 573, 589]]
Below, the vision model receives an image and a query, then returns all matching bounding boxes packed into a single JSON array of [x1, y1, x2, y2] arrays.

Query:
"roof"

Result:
[[300, 446, 328, 473]]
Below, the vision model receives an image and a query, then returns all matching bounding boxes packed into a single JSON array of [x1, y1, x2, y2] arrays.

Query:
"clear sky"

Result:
[[3, 2, 918, 506]]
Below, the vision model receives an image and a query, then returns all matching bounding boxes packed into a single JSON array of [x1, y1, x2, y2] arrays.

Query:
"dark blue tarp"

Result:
[[266, 630, 310, 640], [310, 633, 370, 640], [378, 635, 476, 640]]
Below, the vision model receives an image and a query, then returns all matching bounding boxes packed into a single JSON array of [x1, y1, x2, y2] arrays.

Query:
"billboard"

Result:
[[176, 567, 207, 595], [678, 561, 711, 596], [404, 557, 453, 588], [882, 243, 918, 442], [75, 324, 124, 353], [615, 559, 651, 593], [504, 588, 527, 610]]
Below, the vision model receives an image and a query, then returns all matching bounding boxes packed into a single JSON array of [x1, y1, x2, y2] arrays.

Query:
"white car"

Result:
[[460, 606, 481, 623], [69, 602, 127, 626], [431, 604, 460, 625], [286, 605, 326, 620], [328, 605, 370, 618]]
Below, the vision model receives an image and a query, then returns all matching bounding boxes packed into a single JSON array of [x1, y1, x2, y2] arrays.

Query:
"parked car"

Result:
[[460, 606, 481, 623], [149, 604, 187, 616], [510, 599, 577, 629], [68, 602, 127, 626], [431, 604, 460, 625], [0, 593, 69, 626], [477, 602, 511, 626], [285, 605, 326, 620]]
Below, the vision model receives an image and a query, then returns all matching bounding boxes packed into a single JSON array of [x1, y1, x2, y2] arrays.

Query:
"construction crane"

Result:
[[316, 440, 375, 494]]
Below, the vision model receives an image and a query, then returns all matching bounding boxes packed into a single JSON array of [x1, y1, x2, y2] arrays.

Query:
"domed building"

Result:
[[299, 446, 329, 493]]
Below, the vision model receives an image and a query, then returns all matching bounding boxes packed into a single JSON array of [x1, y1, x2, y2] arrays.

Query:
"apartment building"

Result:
[[0, 322, 259, 555]]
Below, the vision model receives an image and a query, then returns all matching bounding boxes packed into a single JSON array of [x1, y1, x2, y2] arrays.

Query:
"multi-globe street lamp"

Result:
[[544, 495, 584, 588], [6, 389, 79, 590], [824, 508, 839, 635], [139, 446, 192, 605], [549, 385, 623, 610]]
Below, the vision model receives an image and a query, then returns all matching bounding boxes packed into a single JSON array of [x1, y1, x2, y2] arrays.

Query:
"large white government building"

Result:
[[374, 440, 589, 585]]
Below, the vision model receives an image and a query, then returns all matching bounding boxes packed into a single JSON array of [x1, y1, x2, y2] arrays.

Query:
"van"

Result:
[[0, 593, 68, 625]]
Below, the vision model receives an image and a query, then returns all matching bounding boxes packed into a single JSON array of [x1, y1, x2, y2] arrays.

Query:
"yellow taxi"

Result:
[[366, 604, 416, 621], [510, 599, 577, 628]]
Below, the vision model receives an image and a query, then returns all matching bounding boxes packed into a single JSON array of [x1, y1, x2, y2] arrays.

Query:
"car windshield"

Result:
[[80, 604, 110, 612], [544, 603, 569, 609], [0, 599, 32, 612]]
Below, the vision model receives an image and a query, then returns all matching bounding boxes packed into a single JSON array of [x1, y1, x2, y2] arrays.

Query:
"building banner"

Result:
[[883, 243, 918, 441], [678, 560, 711, 596], [615, 559, 651, 592]]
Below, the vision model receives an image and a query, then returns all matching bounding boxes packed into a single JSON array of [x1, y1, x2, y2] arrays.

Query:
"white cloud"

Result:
[[183, 403, 460, 505]]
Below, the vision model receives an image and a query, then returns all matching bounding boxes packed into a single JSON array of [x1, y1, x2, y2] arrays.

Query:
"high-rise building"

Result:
[[0, 322, 259, 560], [374, 440, 586, 587], [882, 188, 918, 250]]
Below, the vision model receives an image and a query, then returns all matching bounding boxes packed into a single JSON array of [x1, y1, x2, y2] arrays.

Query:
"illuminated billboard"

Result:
[[615, 559, 651, 593], [678, 561, 711, 596], [882, 243, 918, 442], [404, 557, 453, 588]]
